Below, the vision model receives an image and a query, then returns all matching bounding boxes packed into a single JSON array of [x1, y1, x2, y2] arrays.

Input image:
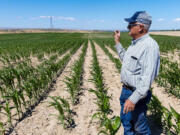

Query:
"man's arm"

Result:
[[115, 43, 126, 61], [114, 30, 126, 61]]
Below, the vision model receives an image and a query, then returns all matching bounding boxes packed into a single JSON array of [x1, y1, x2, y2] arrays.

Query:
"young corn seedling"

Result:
[[169, 106, 180, 134], [48, 96, 75, 129], [89, 89, 111, 114], [149, 93, 180, 134], [64, 43, 87, 105], [0, 122, 5, 135], [0, 100, 12, 127], [148, 94, 164, 126], [99, 115, 121, 135]]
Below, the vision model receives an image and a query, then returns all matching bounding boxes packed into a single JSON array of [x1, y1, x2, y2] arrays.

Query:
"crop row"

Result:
[[89, 41, 121, 135], [0, 39, 80, 70], [0, 40, 83, 134], [48, 40, 88, 129]]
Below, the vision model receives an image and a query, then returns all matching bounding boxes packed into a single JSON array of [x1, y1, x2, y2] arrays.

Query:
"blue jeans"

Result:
[[120, 87, 151, 135]]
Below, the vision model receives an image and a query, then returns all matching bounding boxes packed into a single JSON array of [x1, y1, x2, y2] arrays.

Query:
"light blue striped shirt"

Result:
[[115, 33, 160, 104]]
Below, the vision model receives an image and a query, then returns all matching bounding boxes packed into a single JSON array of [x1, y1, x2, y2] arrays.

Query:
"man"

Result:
[[114, 11, 160, 135]]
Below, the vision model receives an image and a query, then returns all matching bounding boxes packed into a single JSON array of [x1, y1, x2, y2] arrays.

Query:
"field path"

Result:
[[94, 42, 124, 134], [67, 41, 99, 135], [11, 45, 83, 135]]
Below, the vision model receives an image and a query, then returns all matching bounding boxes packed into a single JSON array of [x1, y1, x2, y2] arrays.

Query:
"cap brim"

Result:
[[124, 18, 136, 23]]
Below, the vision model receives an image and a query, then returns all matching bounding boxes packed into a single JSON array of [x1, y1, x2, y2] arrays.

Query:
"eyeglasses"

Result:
[[127, 23, 141, 29]]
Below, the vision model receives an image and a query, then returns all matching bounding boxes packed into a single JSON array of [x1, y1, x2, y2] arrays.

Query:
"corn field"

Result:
[[0, 32, 179, 135]]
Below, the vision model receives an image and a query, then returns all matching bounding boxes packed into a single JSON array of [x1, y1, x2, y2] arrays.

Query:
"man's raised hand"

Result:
[[114, 30, 120, 44]]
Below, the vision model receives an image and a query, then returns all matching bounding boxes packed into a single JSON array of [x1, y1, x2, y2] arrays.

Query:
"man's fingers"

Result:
[[116, 30, 120, 33], [123, 105, 129, 114], [123, 105, 133, 114], [123, 105, 126, 114], [114, 30, 120, 34]]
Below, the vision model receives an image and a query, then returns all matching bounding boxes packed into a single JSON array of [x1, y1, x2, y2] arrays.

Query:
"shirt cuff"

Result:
[[114, 43, 123, 51], [128, 90, 142, 104]]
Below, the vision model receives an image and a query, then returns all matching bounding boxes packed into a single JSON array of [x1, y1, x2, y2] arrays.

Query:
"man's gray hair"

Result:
[[143, 23, 151, 31]]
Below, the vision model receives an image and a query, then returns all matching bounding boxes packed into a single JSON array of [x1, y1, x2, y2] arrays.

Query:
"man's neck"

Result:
[[133, 32, 147, 40]]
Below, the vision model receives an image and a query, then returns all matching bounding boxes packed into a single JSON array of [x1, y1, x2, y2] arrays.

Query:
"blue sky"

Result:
[[1, 0, 180, 30]]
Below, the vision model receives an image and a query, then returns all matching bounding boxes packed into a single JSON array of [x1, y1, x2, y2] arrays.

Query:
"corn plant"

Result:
[[162, 106, 180, 135], [64, 42, 88, 105], [148, 93, 180, 134], [93, 114, 121, 135], [0, 122, 5, 135], [48, 96, 75, 129], [0, 100, 12, 126], [90, 41, 121, 135], [89, 89, 111, 114], [148, 94, 164, 126], [6, 89, 26, 118]]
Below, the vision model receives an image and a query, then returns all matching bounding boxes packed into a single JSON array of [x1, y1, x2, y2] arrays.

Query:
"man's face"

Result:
[[127, 22, 143, 37]]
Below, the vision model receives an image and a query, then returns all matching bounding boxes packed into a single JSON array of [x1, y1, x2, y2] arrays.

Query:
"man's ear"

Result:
[[139, 25, 145, 34]]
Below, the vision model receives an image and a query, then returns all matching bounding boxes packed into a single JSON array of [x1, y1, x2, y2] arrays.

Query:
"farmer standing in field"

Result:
[[114, 11, 160, 135]]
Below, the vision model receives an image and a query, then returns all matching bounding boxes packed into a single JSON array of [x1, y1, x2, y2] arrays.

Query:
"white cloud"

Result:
[[39, 16, 75, 21], [56, 16, 75, 21], [17, 16, 23, 19], [157, 18, 164, 22], [173, 18, 180, 22], [40, 16, 51, 19]]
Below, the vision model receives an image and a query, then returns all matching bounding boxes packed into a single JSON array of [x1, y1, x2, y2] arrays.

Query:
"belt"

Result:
[[122, 84, 135, 91]]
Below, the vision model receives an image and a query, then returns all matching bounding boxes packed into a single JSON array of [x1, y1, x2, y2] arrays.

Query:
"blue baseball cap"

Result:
[[125, 11, 152, 25]]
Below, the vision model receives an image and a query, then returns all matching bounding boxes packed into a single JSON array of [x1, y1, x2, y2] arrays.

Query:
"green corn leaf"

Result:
[[98, 130, 108, 135], [170, 106, 180, 122], [111, 116, 121, 134]]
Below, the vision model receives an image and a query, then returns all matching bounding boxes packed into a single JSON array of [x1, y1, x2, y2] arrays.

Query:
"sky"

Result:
[[1, 0, 180, 30]]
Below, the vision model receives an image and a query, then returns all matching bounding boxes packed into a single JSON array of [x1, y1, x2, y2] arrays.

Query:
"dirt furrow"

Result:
[[94, 42, 124, 134], [11, 45, 84, 135], [106, 45, 119, 59], [152, 83, 180, 113], [68, 41, 99, 135]]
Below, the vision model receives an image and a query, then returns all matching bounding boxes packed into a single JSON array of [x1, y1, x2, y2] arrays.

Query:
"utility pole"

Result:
[[50, 16, 53, 29]]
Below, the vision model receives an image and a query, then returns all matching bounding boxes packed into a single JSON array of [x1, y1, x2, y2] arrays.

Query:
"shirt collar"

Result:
[[131, 33, 149, 45]]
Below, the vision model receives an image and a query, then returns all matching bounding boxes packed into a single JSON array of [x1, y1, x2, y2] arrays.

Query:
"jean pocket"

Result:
[[120, 88, 133, 103]]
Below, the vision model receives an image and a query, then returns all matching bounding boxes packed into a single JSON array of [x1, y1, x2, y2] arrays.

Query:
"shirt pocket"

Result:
[[126, 54, 141, 74]]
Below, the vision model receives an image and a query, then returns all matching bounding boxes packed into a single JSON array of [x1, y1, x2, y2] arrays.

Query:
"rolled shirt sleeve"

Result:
[[115, 43, 126, 61]]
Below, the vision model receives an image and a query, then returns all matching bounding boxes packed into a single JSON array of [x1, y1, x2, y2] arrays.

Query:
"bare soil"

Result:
[[150, 31, 180, 37]]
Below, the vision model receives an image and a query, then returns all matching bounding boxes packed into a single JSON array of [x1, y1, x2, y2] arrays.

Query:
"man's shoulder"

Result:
[[144, 35, 159, 49]]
